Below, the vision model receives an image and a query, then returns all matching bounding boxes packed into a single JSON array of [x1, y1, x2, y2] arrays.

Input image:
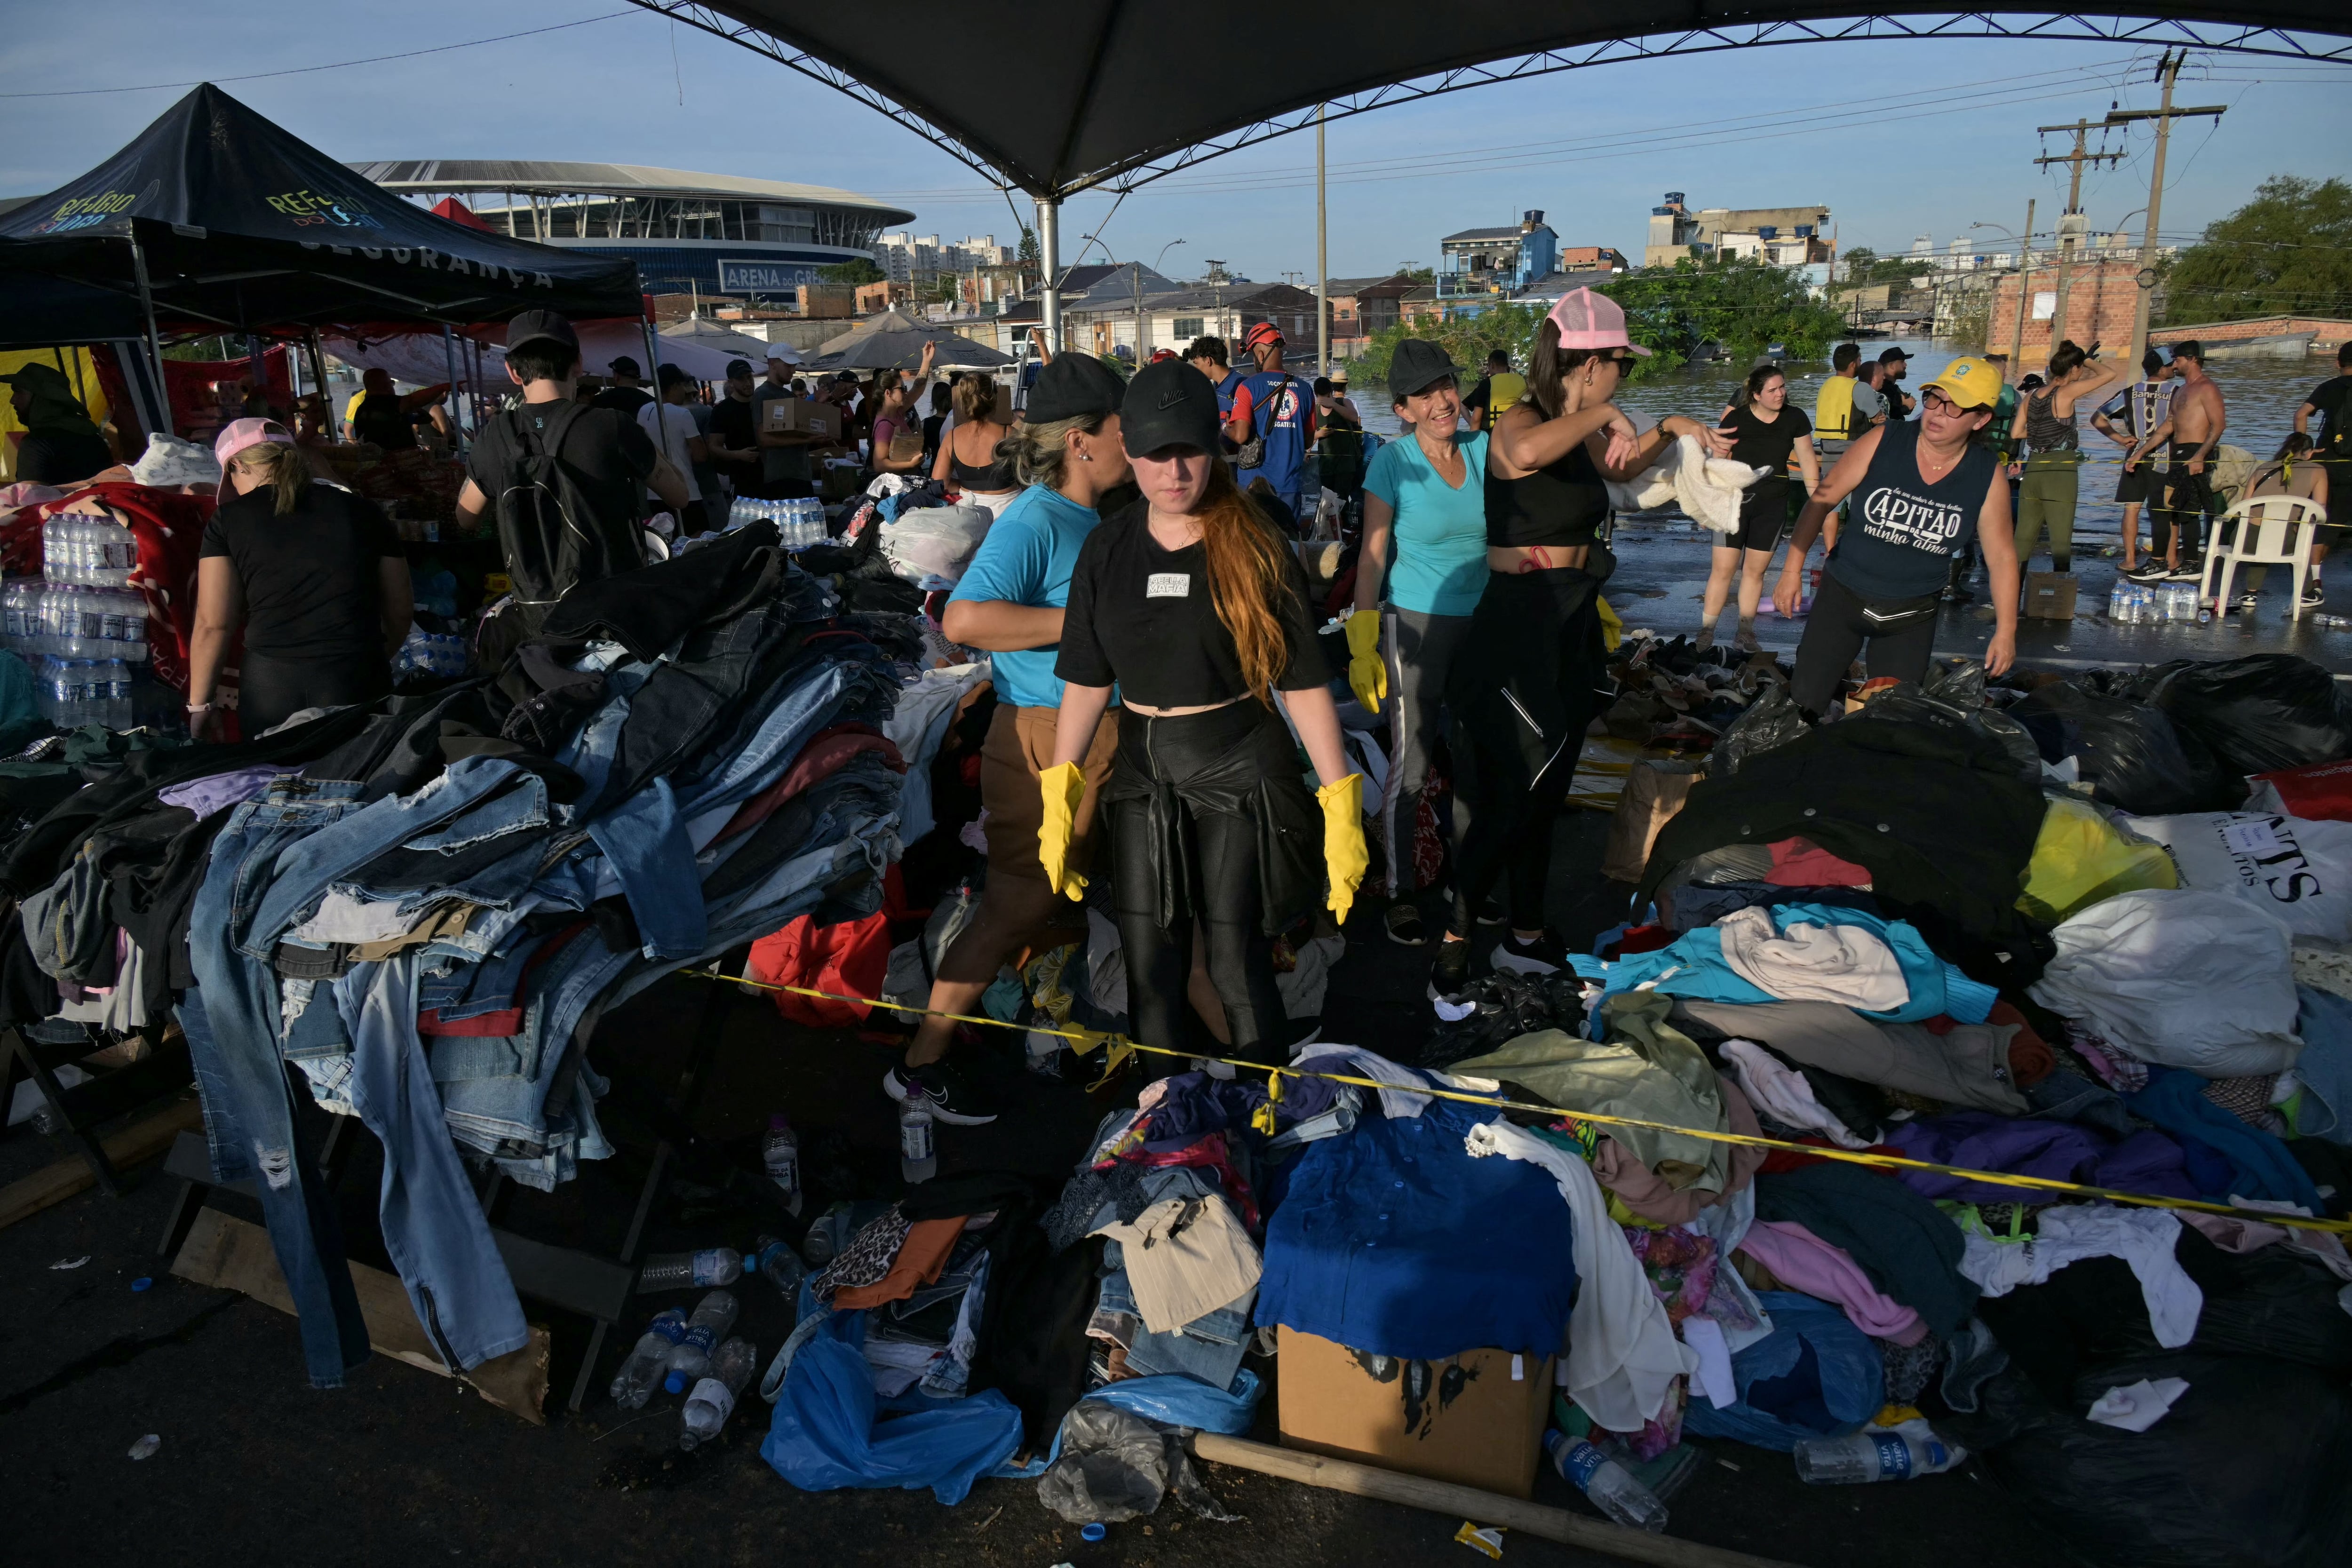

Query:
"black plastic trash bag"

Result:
[[2010, 680, 2241, 814], [1713, 684, 1807, 776], [2142, 654, 2352, 777], [1861, 678, 2042, 782], [1986, 1352, 2352, 1568]]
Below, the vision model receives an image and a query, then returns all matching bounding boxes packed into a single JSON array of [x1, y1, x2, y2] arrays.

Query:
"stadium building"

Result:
[[348, 160, 914, 302]]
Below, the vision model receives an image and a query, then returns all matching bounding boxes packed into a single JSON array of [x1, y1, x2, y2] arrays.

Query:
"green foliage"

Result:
[[817, 257, 885, 286], [1396, 264, 1437, 285], [2161, 175, 2352, 325], [1351, 303, 1544, 389], [1599, 256, 1845, 376], [1838, 247, 1936, 286], [1018, 226, 1039, 265]]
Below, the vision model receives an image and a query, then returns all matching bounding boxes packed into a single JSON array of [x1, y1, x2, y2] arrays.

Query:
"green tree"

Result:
[[1396, 264, 1437, 285], [1017, 226, 1039, 265], [818, 256, 885, 286], [2161, 174, 2352, 324], [1838, 247, 1935, 286], [1351, 302, 1545, 388], [1599, 255, 1846, 376]]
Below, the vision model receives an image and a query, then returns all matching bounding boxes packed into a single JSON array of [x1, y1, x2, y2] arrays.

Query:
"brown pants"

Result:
[[970, 700, 1117, 925]]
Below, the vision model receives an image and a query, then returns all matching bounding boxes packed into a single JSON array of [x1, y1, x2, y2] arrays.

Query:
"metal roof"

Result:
[[1442, 226, 1537, 244], [348, 159, 914, 221]]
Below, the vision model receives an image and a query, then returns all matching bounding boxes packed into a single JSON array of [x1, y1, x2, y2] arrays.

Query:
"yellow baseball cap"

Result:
[[1921, 356, 2002, 410]]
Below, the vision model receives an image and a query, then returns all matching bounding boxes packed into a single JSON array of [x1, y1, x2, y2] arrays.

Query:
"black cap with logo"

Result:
[[1027, 354, 1126, 422], [1120, 359, 1224, 457]]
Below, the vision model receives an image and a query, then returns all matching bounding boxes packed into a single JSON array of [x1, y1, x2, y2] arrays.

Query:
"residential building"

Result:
[[1510, 269, 1625, 309], [855, 280, 913, 313], [1644, 192, 1831, 269], [1323, 274, 1418, 354], [1558, 246, 1631, 273], [875, 232, 941, 284], [1053, 280, 1321, 362], [1439, 212, 1557, 300]]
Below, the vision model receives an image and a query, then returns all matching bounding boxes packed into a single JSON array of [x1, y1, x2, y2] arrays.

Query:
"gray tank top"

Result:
[[2024, 389, 2078, 454]]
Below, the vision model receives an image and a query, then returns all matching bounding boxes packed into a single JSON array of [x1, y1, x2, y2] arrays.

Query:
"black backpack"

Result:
[[485, 401, 645, 607]]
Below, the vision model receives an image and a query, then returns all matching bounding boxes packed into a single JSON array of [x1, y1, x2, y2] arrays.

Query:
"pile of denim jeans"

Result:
[[4, 523, 922, 1386]]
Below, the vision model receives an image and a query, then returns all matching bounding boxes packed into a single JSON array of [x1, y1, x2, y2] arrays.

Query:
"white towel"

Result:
[[1716, 906, 1909, 1011]]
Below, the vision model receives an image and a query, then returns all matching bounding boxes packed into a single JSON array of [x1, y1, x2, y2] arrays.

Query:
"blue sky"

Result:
[[5, 4, 2347, 282]]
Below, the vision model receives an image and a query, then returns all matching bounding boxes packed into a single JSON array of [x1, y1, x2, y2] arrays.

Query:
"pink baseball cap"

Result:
[[214, 416, 295, 470], [1547, 288, 1651, 357]]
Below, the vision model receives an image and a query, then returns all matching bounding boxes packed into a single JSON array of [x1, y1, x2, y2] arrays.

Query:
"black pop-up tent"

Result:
[[0, 84, 641, 343], [0, 84, 645, 440]]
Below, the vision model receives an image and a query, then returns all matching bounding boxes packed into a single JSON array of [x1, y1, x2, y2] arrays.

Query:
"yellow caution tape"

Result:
[[691, 969, 2352, 1237]]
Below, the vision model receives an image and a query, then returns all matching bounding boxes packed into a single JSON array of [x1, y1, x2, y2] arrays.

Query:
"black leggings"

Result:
[[1789, 571, 1939, 716], [1107, 703, 1294, 1066], [2154, 446, 2216, 562], [1447, 567, 1608, 936], [238, 648, 390, 738]]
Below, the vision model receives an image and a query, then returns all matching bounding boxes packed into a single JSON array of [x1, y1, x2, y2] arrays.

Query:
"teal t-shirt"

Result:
[[1363, 430, 1490, 616], [947, 483, 1102, 710]]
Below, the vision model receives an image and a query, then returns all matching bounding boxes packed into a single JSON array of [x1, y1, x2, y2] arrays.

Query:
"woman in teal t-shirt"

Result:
[[1349, 340, 1490, 947]]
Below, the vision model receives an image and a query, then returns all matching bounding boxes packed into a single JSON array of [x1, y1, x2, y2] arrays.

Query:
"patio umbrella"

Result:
[[662, 317, 799, 364], [807, 306, 1009, 372]]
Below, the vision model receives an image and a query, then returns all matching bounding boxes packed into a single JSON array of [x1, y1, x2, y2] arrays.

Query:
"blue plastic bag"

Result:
[[760, 1310, 1023, 1505], [1681, 1291, 1883, 1452], [1084, 1370, 1263, 1436]]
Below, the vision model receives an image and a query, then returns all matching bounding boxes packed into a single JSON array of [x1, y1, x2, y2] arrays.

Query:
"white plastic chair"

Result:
[[2201, 493, 2329, 618]]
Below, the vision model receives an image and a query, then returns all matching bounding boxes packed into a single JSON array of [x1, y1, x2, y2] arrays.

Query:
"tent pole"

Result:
[[306, 329, 332, 443], [1316, 103, 1328, 376], [442, 323, 461, 448], [1036, 197, 1062, 355], [127, 236, 167, 416]]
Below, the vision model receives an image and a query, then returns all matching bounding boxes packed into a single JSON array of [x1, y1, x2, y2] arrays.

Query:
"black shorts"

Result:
[[1724, 477, 1791, 554], [2115, 463, 2161, 505]]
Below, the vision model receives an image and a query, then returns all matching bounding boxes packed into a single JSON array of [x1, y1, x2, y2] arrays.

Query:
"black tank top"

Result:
[[949, 425, 1016, 491], [1826, 421, 1999, 601], [350, 393, 417, 450], [1484, 430, 1609, 548]]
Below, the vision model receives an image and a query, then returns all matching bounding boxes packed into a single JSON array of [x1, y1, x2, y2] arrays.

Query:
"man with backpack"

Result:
[[1225, 321, 1318, 531], [455, 310, 690, 651]]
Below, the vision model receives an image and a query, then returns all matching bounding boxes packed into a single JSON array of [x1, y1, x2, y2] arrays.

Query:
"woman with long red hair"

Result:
[[1046, 359, 1367, 1068]]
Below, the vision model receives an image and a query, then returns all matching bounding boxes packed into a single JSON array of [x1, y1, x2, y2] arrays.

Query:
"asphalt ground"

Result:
[[1, 807, 2087, 1568]]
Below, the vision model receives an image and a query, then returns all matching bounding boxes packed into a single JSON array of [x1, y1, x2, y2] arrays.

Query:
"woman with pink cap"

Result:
[[1430, 289, 1731, 994], [187, 418, 412, 739]]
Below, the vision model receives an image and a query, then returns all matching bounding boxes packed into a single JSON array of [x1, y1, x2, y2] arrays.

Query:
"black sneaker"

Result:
[[1492, 930, 1569, 976], [1428, 934, 1472, 1000], [2122, 563, 2168, 584], [1385, 901, 1427, 947], [2303, 582, 2326, 608], [882, 1059, 999, 1126], [2234, 591, 2260, 613], [2167, 563, 2202, 582], [1475, 896, 1507, 926]]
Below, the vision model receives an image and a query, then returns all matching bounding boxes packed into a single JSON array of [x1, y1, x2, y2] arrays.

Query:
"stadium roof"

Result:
[[350, 159, 914, 222]]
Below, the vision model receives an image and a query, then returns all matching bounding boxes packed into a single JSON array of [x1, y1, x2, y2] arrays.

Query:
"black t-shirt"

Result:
[[1463, 376, 1494, 417], [1056, 500, 1331, 707], [350, 393, 417, 450], [16, 429, 113, 485], [594, 385, 654, 416], [2307, 376, 2352, 462], [1724, 403, 1812, 477], [466, 401, 658, 542], [200, 482, 398, 661], [708, 395, 757, 470]]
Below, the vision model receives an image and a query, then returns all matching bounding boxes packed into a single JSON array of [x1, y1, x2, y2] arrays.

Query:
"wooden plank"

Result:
[[171, 1207, 549, 1425], [0, 1098, 203, 1231], [1189, 1432, 1812, 1568]]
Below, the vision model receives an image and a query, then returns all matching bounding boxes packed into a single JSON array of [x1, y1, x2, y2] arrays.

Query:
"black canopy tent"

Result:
[[0, 84, 645, 439], [638, 0, 2352, 347]]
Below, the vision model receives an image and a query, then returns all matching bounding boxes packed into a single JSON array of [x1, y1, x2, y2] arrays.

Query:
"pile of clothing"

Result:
[[1510, 679, 2352, 1566], [1, 522, 922, 1387]]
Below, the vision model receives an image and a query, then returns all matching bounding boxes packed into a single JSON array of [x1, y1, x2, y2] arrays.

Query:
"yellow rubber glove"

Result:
[[1316, 772, 1371, 926], [1037, 761, 1089, 901], [1597, 595, 1623, 653], [1343, 609, 1387, 713]]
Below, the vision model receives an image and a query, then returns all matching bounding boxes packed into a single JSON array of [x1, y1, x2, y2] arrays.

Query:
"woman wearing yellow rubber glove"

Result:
[[1049, 358, 1362, 1069], [1351, 339, 1490, 949]]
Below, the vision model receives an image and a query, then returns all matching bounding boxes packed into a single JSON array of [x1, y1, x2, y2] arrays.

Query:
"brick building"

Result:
[[1985, 259, 2144, 366]]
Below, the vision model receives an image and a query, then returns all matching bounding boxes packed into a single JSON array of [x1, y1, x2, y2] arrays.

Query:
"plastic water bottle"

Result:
[[899, 1103, 937, 1184], [763, 1113, 801, 1206], [1545, 1431, 1669, 1531], [1793, 1420, 1967, 1484], [751, 1234, 808, 1300], [99, 658, 131, 728], [637, 1247, 743, 1292], [2312, 613, 2352, 629], [607, 1308, 687, 1409], [661, 1289, 740, 1394], [678, 1336, 758, 1450], [802, 1200, 853, 1267]]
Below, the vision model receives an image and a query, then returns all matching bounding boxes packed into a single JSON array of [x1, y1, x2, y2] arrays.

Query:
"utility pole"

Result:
[[2104, 52, 2226, 374], [1315, 103, 1329, 376], [2010, 198, 2036, 364], [2034, 118, 2125, 350]]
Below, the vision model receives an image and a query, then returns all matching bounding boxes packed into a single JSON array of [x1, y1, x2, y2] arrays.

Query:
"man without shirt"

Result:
[[2126, 343, 2227, 581]]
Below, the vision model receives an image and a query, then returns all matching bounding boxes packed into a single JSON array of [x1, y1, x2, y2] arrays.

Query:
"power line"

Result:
[[0, 11, 639, 98]]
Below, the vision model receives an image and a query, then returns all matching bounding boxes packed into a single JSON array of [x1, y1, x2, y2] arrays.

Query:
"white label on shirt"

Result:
[[1146, 572, 1191, 598], [2223, 818, 2286, 859]]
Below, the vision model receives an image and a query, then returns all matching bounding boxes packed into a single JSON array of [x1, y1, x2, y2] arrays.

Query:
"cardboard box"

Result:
[[1276, 1327, 1553, 1498], [2024, 571, 2079, 621], [763, 398, 842, 439]]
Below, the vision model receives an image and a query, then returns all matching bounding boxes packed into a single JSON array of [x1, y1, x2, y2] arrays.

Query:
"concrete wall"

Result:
[[1985, 260, 2143, 366], [2152, 316, 2351, 352]]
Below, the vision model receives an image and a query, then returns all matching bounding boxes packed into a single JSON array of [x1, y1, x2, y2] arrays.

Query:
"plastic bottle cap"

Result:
[[665, 1370, 687, 1394], [130, 1276, 154, 1292], [1080, 1523, 1107, 1542]]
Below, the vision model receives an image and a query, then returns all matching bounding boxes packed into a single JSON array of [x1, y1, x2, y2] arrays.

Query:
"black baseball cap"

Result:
[[505, 309, 578, 356], [1879, 347, 1911, 363], [609, 354, 641, 377], [1386, 338, 1460, 399], [1120, 359, 1224, 456], [655, 363, 692, 389], [1027, 353, 1126, 422], [724, 358, 755, 379]]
